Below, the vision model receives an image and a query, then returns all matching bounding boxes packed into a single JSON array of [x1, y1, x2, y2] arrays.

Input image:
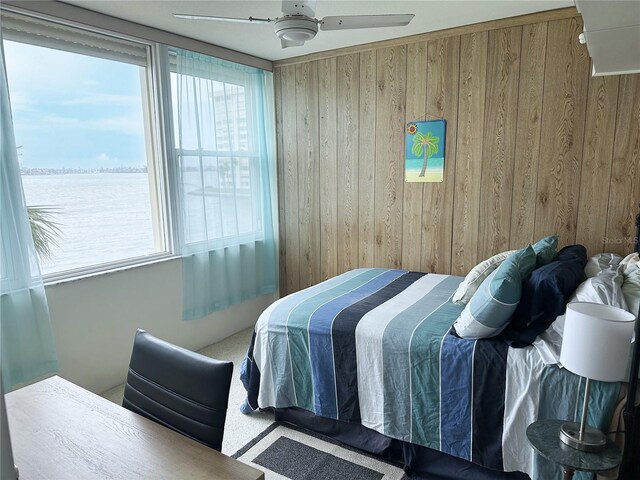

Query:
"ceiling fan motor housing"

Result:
[[274, 16, 318, 42]]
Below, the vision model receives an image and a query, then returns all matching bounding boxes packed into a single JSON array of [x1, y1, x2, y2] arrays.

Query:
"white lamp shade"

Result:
[[560, 302, 636, 382]]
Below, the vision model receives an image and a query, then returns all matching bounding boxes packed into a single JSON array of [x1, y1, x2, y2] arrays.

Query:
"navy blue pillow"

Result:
[[554, 244, 587, 263], [501, 245, 587, 347]]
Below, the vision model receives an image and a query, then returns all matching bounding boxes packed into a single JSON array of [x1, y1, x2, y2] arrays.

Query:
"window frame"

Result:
[[1, 7, 178, 283]]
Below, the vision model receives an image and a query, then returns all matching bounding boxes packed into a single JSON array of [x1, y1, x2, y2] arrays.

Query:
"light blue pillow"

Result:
[[453, 245, 536, 339], [532, 235, 559, 267]]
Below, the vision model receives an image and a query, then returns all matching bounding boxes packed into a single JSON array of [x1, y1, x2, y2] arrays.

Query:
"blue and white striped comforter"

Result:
[[241, 268, 620, 476]]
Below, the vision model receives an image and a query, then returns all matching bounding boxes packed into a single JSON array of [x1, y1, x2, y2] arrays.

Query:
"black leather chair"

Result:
[[122, 329, 233, 451]]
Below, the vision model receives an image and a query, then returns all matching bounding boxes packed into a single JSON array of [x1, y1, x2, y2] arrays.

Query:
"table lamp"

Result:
[[559, 302, 636, 452]]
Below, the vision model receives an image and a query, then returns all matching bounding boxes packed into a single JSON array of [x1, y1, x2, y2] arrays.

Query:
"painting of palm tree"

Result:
[[412, 131, 440, 177], [405, 120, 446, 182]]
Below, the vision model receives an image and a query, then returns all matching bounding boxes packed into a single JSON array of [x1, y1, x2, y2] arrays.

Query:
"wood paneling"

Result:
[[280, 65, 300, 294], [510, 22, 547, 249], [295, 61, 320, 290], [275, 12, 640, 295], [576, 75, 619, 255], [374, 46, 407, 269], [452, 31, 488, 276], [358, 50, 377, 268], [337, 54, 360, 272], [318, 57, 338, 280], [478, 27, 521, 260], [534, 17, 590, 245]]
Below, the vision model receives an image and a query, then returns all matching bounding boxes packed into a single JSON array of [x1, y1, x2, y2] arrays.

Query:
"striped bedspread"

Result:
[[241, 268, 620, 476]]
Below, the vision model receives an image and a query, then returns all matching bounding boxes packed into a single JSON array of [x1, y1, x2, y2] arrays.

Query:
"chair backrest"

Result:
[[122, 329, 233, 451]]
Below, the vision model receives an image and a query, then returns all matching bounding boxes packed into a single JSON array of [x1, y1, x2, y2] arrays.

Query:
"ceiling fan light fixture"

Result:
[[174, 1, 415, 50], [274, 16, 318, 43]]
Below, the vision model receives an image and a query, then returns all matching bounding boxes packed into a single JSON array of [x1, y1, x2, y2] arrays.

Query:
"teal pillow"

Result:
[[453, 246, 536, 339], [532, 235, 559, 267]]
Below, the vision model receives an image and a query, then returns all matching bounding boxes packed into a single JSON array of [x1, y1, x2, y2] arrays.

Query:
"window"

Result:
[[168, 48, 277, 318], [169, 54, 266, 250], [2, 11, 168, 278]]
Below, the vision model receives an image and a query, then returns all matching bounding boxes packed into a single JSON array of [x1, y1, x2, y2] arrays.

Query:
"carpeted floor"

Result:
[[100, 327, 274, 456]]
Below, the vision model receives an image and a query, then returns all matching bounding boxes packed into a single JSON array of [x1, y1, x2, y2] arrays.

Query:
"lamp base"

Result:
[[559, 422, 606, 452]]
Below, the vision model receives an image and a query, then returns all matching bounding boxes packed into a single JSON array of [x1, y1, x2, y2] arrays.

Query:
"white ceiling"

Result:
[[65, 0, 575, 61]]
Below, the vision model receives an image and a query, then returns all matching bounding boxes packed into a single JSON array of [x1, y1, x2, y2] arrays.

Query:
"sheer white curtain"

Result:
[[170, 48, 277, 320], [0, 34, 57, 391]]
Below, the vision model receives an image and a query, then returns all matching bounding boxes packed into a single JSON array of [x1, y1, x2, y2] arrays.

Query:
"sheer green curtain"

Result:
[[170, 48, 277, 320], [0, 35, 57, 391]]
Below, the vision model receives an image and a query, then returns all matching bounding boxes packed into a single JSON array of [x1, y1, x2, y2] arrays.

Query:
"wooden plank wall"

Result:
[[273, 12, 640, 295]]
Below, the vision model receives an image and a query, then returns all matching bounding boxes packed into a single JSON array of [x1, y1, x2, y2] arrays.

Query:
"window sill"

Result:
[[42, 253, 180, 286]]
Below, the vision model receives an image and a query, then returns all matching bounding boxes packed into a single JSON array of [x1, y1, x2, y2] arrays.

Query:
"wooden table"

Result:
[[6, 376, 264, 480]]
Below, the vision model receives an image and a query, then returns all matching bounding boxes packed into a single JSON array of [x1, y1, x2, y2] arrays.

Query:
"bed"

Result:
[[240, 219, 640, 480]]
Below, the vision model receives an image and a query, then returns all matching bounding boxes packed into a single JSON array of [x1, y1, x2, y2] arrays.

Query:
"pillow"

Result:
[[531, 235, 559, 267], [453, 246, 536, 339], [501, 244, 587, 347], [584, 252, 623, 278], [620, 252, 639, 268], [555, 244, 588, 263], [452, 249, 517, 306], [570, 264, 628, 311], [620, 253, 640, 314]]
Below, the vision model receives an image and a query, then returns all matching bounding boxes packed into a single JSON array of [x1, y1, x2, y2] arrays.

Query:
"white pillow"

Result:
[[569, 264, 628, 312], [452, 249, 516, 306], [620, 252, 639, 268], [584, 253, 623, 278]]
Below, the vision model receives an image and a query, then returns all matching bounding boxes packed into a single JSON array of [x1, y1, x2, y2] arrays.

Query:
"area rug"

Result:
[[233, 422, 410, 480]]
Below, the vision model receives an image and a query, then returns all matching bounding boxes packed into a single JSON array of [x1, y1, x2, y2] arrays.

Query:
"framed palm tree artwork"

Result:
[[405, 119, 445, 182]]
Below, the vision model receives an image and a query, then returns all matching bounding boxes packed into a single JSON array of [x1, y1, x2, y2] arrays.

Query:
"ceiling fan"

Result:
[[174, 0, 415, 49]]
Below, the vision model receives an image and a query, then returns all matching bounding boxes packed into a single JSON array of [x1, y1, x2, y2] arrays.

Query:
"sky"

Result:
[[3, 40, 148, 169]]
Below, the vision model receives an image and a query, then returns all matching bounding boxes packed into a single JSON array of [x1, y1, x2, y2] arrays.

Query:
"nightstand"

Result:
[[526, 419, 622, 480]]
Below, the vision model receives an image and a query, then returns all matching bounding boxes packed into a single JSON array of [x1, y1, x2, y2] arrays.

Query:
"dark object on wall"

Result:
[[122, 329, 233, 451]]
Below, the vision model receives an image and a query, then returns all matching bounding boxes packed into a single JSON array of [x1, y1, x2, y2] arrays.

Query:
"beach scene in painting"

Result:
[[405, 120, 445, 182]]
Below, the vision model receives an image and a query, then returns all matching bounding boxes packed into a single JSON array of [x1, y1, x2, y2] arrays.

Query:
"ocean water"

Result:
[[21, 173, 158, 275]]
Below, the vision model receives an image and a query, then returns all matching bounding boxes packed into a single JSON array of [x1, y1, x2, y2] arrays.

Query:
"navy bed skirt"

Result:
[[274, 407, 530, 480]]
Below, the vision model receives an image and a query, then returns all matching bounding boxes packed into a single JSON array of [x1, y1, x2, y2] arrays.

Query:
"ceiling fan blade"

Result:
[[173, 14, 273, 24], [280, 37, 306, 48], [281, 0, 316, 18], [320, 14, 414, 31]]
